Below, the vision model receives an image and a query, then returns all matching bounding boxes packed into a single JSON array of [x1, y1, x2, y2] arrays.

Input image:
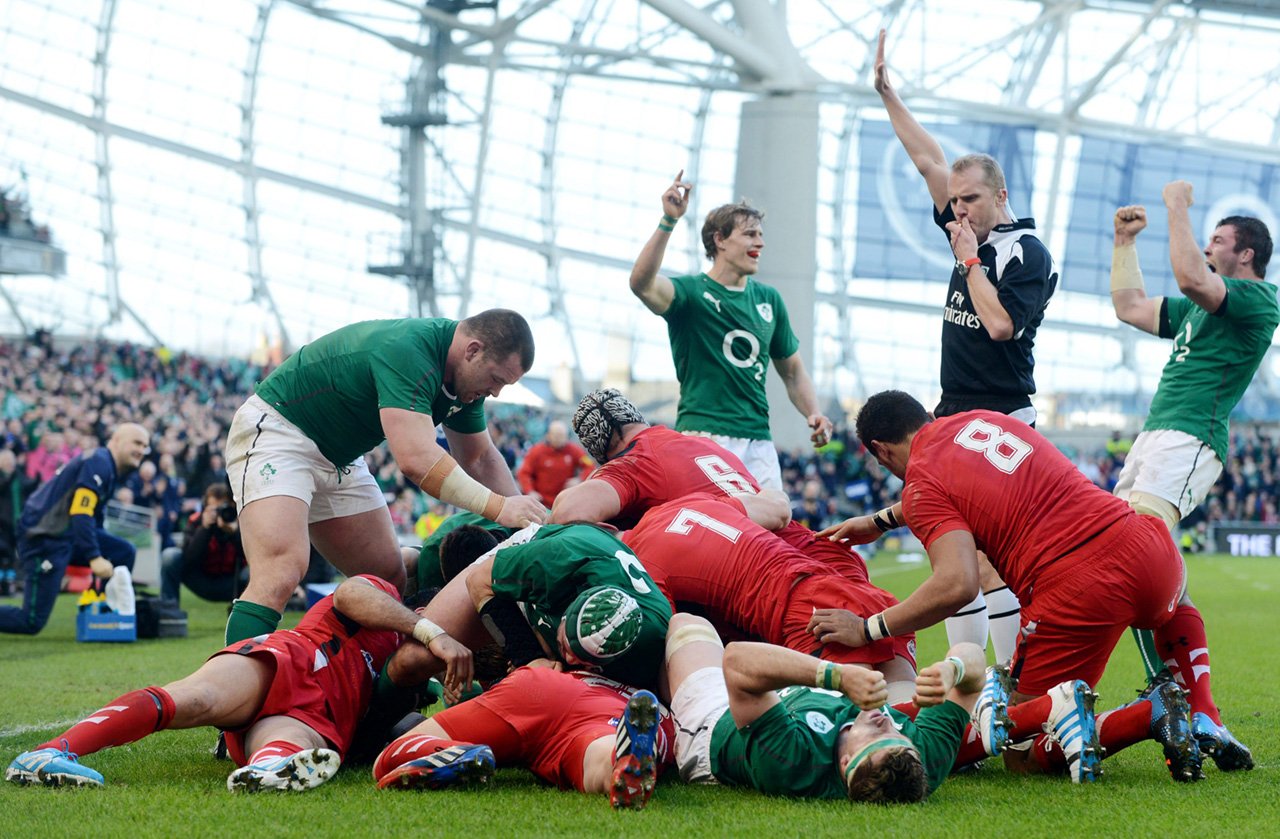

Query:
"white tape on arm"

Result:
[[419, 453, 505, 520], [1111, 243, 1144, 293], [413, 617, 447, 646]]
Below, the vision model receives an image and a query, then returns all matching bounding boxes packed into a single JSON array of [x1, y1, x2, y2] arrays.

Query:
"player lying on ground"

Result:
[[663, 613, 987, 802], [5, 575, 472, 792], [622, 493, 917, 701], [372, 664, 675, 810]]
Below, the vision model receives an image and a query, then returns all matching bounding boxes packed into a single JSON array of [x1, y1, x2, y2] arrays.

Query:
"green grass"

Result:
[[1, 554, 1276, 837]]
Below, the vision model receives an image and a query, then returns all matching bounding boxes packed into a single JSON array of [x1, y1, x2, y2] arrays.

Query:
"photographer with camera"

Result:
[[160, 483, 244, 606]]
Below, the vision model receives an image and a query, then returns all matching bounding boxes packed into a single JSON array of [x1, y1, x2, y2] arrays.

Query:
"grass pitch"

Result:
[[1, 553, 1276, 838]]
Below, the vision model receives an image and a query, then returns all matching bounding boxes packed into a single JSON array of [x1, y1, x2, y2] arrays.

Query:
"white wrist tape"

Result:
[[1111, 243, 1144, 293], [419, 454, 505, 520], [866, 613, 890, 641], [945, 655, 966, 686], [413, 617, 447, 646]]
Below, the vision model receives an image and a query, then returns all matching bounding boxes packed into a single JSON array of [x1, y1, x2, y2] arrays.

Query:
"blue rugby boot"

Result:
[[610, 689, 660, 810], [1191, 713, 1254, 772], [973, 664, 1015, 756], [6, 745, 104, 788], [1043, 680, 1101, 783], [376, 744, 495, 791], [1135, 671, 1202, 782]]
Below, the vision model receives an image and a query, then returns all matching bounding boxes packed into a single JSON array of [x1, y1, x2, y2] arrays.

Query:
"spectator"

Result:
[[790, 478, 834, 532], [0, 448, 37, 597], [153, 454, 183, 550], [516, 420, 594, 506], [160, 484, 244, 606]]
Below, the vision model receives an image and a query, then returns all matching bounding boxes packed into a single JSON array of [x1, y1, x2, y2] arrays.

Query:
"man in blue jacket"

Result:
[[0, 423, 151, 635]]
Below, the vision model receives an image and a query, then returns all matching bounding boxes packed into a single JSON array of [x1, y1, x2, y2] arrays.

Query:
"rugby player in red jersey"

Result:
[[553, 388, 869, 582], [6, 575, 473, 791], [373, 665, 674, 810], [622, 493, 916, 702], [816, 390, 1242, 782]]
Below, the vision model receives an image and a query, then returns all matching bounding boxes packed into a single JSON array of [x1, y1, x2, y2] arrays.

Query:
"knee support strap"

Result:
[[665, 623, 723, 659], [1127, 491, 1181, 531]]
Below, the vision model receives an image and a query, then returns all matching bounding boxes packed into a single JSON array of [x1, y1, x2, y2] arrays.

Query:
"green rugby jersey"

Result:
[[710, 688, 968, 798], [1145, 277, 1279, 463], [491, 524, 671, 688], [256, 318, 485, 468], [662, 274, 800, 440]]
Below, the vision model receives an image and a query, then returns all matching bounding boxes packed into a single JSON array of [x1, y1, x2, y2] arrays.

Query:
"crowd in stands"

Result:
[[3, 331, 1279, 574], [0, 332, 265, 590]]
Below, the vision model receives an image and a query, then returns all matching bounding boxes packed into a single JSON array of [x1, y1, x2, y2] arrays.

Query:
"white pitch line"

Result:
[[0, 718, 84, 740]]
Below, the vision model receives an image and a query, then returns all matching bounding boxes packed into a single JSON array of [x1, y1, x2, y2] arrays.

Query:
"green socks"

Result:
[[1131, 626, 1162, 680], [225, 599, 283, 645]]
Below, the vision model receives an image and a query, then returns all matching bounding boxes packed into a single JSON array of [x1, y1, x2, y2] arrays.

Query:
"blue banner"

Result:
[[852, 120, 1038, 281], [1063, 136, 1280, 296]]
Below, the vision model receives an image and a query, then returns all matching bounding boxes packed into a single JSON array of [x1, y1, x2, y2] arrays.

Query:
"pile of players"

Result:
[[4, 387, 1255, 807]]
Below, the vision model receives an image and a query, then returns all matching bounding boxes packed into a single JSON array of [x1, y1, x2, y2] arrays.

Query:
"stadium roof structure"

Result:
[[3, 0, 1280, 430]]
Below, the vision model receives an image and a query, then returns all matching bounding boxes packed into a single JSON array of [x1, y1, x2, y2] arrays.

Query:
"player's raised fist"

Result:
[[841, 665, 889, 710], [1162, 180, 1194, 209], [1114, 205, 1147, 241]]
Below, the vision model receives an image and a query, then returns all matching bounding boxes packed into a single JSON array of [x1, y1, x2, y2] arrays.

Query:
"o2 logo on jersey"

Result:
[[953, 418, 1032, 474], [722, 329, 766, 381], [1171, 321, 1193, 363]]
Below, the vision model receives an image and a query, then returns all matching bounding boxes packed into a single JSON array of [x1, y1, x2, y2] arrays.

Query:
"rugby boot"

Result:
[[1136, 670, 1202, 782], [6, 744, 103, 788], [1191, 713, 1254, 772], [376, 744, 495, 791], [1043, 680, 1101, 783], [226, 748, 339, 792], [610, 690, 660, 810], [973, 664, 1015, 756]]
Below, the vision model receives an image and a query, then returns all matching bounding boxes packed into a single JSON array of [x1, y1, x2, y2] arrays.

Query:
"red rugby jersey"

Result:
[[902, 412, 1130, 598]]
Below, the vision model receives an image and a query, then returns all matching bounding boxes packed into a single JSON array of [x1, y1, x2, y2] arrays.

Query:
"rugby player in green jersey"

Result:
[[222, 311, 546, 645], [1108, 181, 1273, 771], [626, 171, 832, 491]]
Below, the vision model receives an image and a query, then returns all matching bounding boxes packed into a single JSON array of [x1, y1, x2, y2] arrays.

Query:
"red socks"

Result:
[[247, 740, 304, 766], [1154, 604, 1220, 724], [373, 733, 475, 780], [952, 693, 1155, 770], [1096, 701, 1151, 755], [37, 687, 175, 757]]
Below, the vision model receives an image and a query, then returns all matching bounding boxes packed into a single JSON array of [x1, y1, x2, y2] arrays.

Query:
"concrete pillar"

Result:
[[734, 93, 820, 451]]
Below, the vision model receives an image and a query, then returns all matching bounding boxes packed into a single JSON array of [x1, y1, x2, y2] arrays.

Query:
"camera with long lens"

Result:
[[216, 504, 238, 524]]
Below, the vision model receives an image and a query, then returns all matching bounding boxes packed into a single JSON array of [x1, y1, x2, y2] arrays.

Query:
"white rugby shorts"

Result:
[[224, 394, 387, 523], [671, 666, 731, 784], [1113, 428, 1223, 519], [683, 432, 783, 491]]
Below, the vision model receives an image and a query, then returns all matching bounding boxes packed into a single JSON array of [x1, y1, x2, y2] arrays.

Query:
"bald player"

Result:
[[0, 423, 151, 635]]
